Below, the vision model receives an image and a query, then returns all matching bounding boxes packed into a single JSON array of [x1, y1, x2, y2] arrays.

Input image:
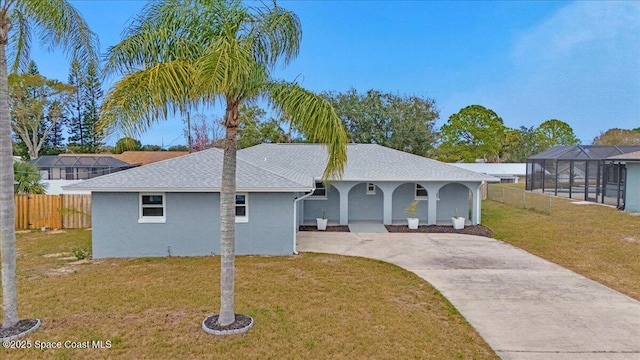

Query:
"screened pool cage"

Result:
[[526, 145, 640, 209]]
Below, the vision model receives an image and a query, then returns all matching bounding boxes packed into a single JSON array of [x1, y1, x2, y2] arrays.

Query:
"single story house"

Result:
[[65, 144, 498, 258], [608, 150, 640, 213]]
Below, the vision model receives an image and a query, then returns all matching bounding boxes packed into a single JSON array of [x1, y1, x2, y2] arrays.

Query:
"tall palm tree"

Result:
[[102, 0, 347, 328], [0, 0, 97, 330]]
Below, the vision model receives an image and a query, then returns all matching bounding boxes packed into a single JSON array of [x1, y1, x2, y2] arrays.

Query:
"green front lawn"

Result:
[[1, 230, 496, 359], [483, 196, 640, 300]]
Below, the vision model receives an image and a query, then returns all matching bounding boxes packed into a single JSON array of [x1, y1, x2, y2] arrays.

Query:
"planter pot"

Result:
[[452, 217, 465, 230], [407, 217, 419, 230], [316, 218, 328, 231]]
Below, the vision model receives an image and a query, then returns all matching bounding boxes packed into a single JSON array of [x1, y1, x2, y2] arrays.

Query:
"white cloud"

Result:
[[444, 1, 640, 143]]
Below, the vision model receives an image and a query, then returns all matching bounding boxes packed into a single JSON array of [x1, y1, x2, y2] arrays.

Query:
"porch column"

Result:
[[331, 183, 355, 225], [424, 183, 442, 225], [376, 183, 400, 225], [470, 183, 481, 225]]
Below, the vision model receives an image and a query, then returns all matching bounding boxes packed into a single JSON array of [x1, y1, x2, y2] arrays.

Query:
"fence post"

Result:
[[549, 195, 552, 215], [523, 191, 526, 209], [502, 187, 505, 203]]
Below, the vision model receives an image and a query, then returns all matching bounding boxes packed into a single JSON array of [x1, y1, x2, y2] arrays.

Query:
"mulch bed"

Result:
[[203, 314, 253, 334], [385, 225, 492, 237], [0, 319, 40, 340], [299, 225, 350, 232]]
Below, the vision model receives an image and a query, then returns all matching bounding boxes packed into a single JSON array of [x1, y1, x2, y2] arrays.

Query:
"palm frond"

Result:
[[195, 35, 267, 102], [19, 0, 99, 68], [266, 81, 348, 180], [99, 60, 195, 138], [7, 8, 33, 73], [248, 4, 301, 69]]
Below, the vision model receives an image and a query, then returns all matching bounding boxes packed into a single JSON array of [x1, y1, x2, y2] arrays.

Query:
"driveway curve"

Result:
[[297, 232, 640, 360]]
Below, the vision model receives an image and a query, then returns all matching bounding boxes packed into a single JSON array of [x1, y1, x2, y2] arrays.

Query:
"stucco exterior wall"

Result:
[[302, 181, 473, 225], [436, 183, 471, 221], [302, 184, 340, 223], [625, 163, 640, 213], [92, 191, 295, 258], [348, 183, 384, 221]]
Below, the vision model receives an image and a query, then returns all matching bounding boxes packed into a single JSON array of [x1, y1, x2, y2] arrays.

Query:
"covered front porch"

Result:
[[297, 181, 484, 228]]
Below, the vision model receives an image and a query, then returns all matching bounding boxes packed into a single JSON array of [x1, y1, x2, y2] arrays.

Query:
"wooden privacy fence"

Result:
[[14, 194, 91, 230]]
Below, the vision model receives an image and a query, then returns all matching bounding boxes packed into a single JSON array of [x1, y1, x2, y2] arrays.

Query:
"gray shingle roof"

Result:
[[66, 143, 498, 192], [65, 148, 313, 191], [239, 144, 499, 182]]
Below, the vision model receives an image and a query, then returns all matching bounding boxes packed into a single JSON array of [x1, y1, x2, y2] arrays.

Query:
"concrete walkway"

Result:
[[297, 232, 640, 360]]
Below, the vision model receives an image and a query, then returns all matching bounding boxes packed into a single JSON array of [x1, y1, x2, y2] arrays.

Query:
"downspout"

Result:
[[292, 184, 316, 255]]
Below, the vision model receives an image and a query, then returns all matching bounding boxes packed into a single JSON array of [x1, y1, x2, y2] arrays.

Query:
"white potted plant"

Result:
[[316, 209, 328, 231], [452, 208, 465, 230], [404, 200, 419, 230]]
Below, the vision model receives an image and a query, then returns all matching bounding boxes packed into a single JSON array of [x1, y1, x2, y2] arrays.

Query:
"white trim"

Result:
[[235, 193, 249, 223], [415, 184, 428, 200], [308, 181, 327, 199], [138, 193, 166, 224], [366, 182, 376, 195], [63, 186, 315, 192]]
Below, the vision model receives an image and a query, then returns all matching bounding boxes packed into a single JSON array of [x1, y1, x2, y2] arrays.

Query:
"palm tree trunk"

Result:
[[0, 43, 19, 328], [219, 102, 239, 326]]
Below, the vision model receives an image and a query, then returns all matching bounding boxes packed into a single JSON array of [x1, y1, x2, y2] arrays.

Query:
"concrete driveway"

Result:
[[297, 232, 640, 360]]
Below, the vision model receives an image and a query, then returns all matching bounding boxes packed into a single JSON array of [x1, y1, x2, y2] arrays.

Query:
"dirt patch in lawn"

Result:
[[386, 225, 492, 237]]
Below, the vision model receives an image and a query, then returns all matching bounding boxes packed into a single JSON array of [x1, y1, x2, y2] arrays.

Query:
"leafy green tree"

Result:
[[437, 105, 508, 162], [324, 88, 439, 156], [167, 145, 189, 151], [538, 119, 580, 148], [592, 128, 640, 145], [113, 137, 142, 154], [237, 105, 289, 149], [13, 162, 45, 194], [506, 126, 549, 162], [141, 144, 163, 151], [0, 0, 97, 330], [82, 61, 104, 152], [101, 0, 347, 328], [9, 66, 75, 160], [67, 59, 104, 153]]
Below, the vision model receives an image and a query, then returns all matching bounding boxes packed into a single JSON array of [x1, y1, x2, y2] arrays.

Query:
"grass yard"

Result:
[[1, 230, 496, 359], [483, 194, 640, 300]]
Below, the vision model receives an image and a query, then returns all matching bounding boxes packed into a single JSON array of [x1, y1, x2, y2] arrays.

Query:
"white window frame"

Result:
[[235, 193, 249, 223], [308, 181, 327, 199], [415, 184, 428, 200], [139, 193, 166, 223], [366, 182, 376, 195]]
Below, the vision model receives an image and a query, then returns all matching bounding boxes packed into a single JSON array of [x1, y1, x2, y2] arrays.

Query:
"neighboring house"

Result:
[[115, 151, 190, 166], [608, 150, 640, 213], [30, 155, 136, 195], [30, 152, 190, 195], [65, 144, 498, 258], [449, 163, 526, 183]]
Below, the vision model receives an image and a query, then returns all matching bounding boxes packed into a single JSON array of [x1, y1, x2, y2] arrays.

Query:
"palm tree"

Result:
[[0, 1, 97, 330], [13, 161, 45, 194], [102, 0, 347, 328]]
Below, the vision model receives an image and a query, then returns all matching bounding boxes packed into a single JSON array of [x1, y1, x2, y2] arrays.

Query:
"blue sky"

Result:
[[30, 0, 640, 147]]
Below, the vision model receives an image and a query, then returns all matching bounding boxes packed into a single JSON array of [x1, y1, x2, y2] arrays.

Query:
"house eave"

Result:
[[62, 186, 312, 193]]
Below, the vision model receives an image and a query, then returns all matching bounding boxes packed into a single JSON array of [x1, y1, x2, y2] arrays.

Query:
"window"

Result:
[[235, 193, 248, 223], [415, 184, 428, 199], [139, 193, 165, 223], [310, 181, 327, 199], [366, 182, 376, 195]]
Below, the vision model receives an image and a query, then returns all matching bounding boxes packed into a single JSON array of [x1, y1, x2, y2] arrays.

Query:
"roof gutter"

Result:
[[292, 185, 316, 255]]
